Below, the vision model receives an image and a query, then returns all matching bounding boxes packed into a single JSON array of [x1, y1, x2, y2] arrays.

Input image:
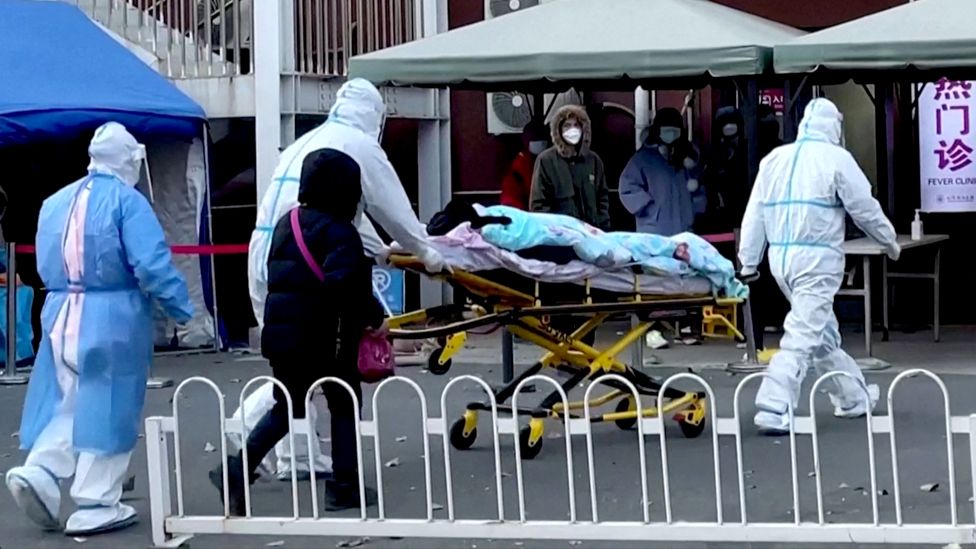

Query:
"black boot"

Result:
[[209, 408, 291, 516], [325, 479, 377, 511], [208, 454, 246, 516]]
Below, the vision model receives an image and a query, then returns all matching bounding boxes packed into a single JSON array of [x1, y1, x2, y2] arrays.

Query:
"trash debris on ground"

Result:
[[395, 436, 408, 443], [267, 542, 285, 547], [807, 471, 816, 478], [336, 538, 369, 548], [204, 442, 216, 453], [432, 503, 444, 511], [921, 483, 940, 492], [73, 538, 87, 543], [384, 457, 400, 468], [839, 483, 849, 489]]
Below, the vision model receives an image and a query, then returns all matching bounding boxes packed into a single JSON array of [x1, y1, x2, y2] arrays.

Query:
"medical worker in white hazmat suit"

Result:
[[738, 98, 900, 435], [5, 122, 193, 535], [236, 78, 449, 479]]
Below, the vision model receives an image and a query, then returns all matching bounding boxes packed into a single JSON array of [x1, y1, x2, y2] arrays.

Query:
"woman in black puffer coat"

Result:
[[211, 148, 385, 514]]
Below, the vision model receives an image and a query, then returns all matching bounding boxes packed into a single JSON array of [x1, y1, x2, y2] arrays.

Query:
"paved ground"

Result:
[[0, 325, 973, 549]]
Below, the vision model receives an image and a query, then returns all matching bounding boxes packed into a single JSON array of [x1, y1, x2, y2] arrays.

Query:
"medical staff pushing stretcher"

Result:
[[236, 78, 449, 480], [738, 99, 900, 436], [5, 122, 193, 535]]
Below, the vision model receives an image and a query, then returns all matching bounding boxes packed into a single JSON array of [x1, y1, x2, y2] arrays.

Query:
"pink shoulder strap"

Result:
[[289, 208, 325, 282]]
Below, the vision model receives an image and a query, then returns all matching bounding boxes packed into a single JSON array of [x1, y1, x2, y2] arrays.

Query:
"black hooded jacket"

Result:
[[700, 107, 748, 232], [261, 148, 384, 364]]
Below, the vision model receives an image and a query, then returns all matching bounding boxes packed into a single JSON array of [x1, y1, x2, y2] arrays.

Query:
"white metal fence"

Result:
[[146, 369, 976, 547]]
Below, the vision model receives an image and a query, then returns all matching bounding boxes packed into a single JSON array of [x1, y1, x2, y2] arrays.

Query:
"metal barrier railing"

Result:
[[67, 0, 420, 79], [294, 0, 420, 76], [146, 369, 976, 547]]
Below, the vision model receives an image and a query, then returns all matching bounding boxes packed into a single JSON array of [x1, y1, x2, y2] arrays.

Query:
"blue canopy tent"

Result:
[[0, 0, 216, 374], [0, 0, 205, 144]]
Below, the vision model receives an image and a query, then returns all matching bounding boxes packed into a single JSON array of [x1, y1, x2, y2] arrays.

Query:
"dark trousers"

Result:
[[241, 359, 362, 485]]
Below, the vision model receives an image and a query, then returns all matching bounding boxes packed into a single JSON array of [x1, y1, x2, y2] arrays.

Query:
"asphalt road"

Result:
[[0, 352, 973, 549]]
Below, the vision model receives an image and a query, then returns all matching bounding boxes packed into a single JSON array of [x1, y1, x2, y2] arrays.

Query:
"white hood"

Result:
[[87, 122, 146, 187], [328, 78, 385, 140], [797, 98, 843, 145]]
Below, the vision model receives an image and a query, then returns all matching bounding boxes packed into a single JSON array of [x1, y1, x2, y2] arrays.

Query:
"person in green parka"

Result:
[[530, 105, 610, 231]]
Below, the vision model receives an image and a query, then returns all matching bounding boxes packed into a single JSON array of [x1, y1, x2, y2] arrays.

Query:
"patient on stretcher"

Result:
[[420, 202, 745, 298]]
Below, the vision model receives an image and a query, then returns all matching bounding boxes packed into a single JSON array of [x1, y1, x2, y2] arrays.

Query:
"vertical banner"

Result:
[[918, 79, 976, 212], [760, 89, 785, 114], [372, 265, 404, 315]]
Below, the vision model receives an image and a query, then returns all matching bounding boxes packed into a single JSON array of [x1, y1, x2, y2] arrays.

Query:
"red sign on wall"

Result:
[[760, 89, 785, 114]]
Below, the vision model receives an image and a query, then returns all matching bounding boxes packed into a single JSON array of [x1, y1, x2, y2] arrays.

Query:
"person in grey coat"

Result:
[[619, 107, 706, 236]]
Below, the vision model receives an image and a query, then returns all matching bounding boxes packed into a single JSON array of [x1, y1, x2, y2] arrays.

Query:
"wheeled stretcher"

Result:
[[386, 254, 746, 459]]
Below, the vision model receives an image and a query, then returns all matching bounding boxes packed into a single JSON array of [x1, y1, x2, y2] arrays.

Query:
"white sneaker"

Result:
[[645, 330, 669, 350], [754, 410, 790, 436], [6, 466, 61, 531], [834, 384, 881, 419]]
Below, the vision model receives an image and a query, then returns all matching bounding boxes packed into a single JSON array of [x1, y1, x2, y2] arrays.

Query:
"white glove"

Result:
[[374, 245, 394, 267], [886, 242, 901, 262], [419, 247, 452, 274], [686, 178, 700, 193]]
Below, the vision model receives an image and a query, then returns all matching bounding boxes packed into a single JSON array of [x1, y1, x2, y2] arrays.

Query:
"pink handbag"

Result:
[[290, 208, 394, 383]]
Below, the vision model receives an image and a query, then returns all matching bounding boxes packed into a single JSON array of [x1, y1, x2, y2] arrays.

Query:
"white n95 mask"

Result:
[[562, 127, 582, 146]]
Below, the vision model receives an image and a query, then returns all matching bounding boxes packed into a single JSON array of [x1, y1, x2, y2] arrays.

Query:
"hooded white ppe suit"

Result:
[[738, 99, 900, 434], [236, 78, 447, 478], [6, 122, 193, 534]]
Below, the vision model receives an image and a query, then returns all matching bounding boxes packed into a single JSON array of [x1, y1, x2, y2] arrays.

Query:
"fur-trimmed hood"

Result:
[[550, 104, 591, 158]]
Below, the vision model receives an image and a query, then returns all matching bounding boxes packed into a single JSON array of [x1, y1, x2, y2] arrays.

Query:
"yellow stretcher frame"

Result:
[[386, 254, 743, 459]]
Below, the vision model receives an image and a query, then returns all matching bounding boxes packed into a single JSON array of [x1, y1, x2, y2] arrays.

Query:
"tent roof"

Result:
[[348, 0, 803, 90], [775, 0, 976, 76], [0, 0, 206, 147]]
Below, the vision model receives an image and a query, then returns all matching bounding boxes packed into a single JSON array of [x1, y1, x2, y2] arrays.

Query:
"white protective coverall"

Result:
[[738, 98, 900, 434], [237, 78, 448, 478], [5, 122, 193, 534]]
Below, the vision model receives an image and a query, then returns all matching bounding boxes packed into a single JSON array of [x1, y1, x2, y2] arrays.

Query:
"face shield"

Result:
[[836, 111, 846, 148], [134, 144, 155, 203], [377, 110, 388, 143]]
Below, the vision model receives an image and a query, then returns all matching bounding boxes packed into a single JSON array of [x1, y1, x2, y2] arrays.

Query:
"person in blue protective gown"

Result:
[[738, 99, 900, 436], [5, 122, 193, 536]]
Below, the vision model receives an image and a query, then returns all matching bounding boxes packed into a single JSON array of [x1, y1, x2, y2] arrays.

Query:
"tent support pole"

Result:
[[873, 84, 897, 218], [0, 242, 27, 385], [204, 126, 220, 353]]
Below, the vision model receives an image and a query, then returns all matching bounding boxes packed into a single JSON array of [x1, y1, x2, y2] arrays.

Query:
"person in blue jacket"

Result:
[[619, 107, 706, 236], [5, 122, 193, 536]]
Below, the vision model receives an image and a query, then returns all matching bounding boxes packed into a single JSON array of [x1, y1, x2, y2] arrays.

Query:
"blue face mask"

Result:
[[659, 127, 681, 145]]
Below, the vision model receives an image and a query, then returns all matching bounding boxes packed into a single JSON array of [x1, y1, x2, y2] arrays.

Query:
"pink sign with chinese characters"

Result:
[[918, 78, 976, 212], [760, 89, 785, 114]]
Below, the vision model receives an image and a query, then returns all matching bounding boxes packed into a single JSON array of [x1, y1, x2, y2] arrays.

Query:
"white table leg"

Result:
[[863, 256, 872, 357], [882, 256, 890, 342]]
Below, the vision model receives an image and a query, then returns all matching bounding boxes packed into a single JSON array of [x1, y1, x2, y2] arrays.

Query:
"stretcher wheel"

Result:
[[678, 415, 706, 439], [518, 426, 543, 460], [427, 348, 452, 375], [614, 397, 637, 430], [449, 418, 477, 450]]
